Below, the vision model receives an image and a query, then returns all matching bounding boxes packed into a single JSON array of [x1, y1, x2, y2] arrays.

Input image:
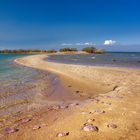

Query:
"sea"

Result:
[[47, 52, 140, 68]]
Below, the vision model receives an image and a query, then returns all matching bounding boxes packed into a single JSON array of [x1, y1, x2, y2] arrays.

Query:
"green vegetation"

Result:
[[59, 47, 78, 52], [0, 49, 57, 54], [45, 49, 57, 53], [0, 46, 105, 54], [82, 46, 97, 53], [82, 46, 105, 54]]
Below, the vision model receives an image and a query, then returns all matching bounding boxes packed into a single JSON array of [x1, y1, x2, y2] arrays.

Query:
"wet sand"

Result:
[[1, 54, 140, 140]]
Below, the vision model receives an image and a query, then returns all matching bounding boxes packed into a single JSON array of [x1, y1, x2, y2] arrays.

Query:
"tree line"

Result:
[[0, 46, 105, 54]]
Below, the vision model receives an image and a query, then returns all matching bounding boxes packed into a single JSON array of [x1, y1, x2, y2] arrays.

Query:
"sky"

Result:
[[0, 0, 140, 52]]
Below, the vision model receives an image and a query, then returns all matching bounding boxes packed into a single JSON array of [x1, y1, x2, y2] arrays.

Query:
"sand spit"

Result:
[[2, 54, 140, 140]]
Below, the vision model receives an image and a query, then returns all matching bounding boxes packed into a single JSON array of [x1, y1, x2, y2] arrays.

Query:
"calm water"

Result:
[[48, 52, 140, 68], [0, 54, 49, 117], [0, 54, 33, 83], [0, 54, 44, 87]]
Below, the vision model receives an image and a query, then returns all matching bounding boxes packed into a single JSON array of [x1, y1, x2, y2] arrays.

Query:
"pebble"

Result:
[[81, 111, 91, 115], [21, 118, 31, 124], [86, 118, 95, 123], [49, 105, 68, 110], [56, 132, 69, 137], [69, 103, 79, 107], [94, 110, 105, 114], [82, 124, 98, 132], [4, 127, 19, 134], [32, 125, 41, 130], [59, 105, 68, 109], [107, 123, 117, 129]]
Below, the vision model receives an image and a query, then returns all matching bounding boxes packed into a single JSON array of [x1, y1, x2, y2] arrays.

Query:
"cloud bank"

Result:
[[61, 42, 95, 46], [104, 40, 116, 45], [61, 43, 73, 46]]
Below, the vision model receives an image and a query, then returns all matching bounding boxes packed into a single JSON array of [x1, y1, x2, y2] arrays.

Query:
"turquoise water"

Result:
[[0, 54, 49, 117], [0, 54, 43, 89], [0, 54, 32, 83]]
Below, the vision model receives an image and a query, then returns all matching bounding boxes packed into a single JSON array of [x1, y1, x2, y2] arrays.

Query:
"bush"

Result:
[[0, 49, 57, 54], [46, 49, 57, 53], [82, 46, 105, 54], [82, 46, 97, 53], [59, 48, 78, 52]]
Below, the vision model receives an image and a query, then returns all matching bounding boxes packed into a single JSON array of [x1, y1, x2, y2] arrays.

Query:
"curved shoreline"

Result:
[[15, 54, 140, 90], [6, 54, 140, 140]]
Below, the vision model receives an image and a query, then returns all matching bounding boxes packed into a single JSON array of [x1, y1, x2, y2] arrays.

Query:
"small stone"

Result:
[[21, 118, 31, 124], [107, 123, 117, 129], [82, 124, 98, 132], [69, 103, 79, 107], [86, 118, 95, 123], [60, 105, 68, 109], [4, 127, 19, 134], [32, 125, 41, 130], [94, 110, 105, 114], [56, 132, 69, 137]]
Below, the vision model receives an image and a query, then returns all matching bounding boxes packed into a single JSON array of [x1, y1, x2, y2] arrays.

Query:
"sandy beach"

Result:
[[1, 54, 140, 140]]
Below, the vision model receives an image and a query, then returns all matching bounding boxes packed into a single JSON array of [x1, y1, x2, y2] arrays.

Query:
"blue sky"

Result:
[[0, 0, 140, 51]]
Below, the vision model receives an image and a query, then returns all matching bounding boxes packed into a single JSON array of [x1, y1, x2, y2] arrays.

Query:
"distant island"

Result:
[[0, 46, 105, 54]]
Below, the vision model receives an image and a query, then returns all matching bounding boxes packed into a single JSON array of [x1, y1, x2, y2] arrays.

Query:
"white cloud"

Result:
[[104, 40, 116, 45], [75, 43, 84, 45], [75, 42, 95, 46], [61, 42, 95, 46], [84, 42, 90, 45], [61, 43, 73, 46]]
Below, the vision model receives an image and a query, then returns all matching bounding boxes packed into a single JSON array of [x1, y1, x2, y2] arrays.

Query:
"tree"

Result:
[[82, 46, 105, 54], [59, 48, 78, 52], [82, 46, 97, 53]]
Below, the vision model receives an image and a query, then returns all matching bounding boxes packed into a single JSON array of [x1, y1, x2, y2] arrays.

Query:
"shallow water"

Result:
[[0, 54, 81, 119], [47, 52, 140, 68], [0, 54, 51, 117]]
